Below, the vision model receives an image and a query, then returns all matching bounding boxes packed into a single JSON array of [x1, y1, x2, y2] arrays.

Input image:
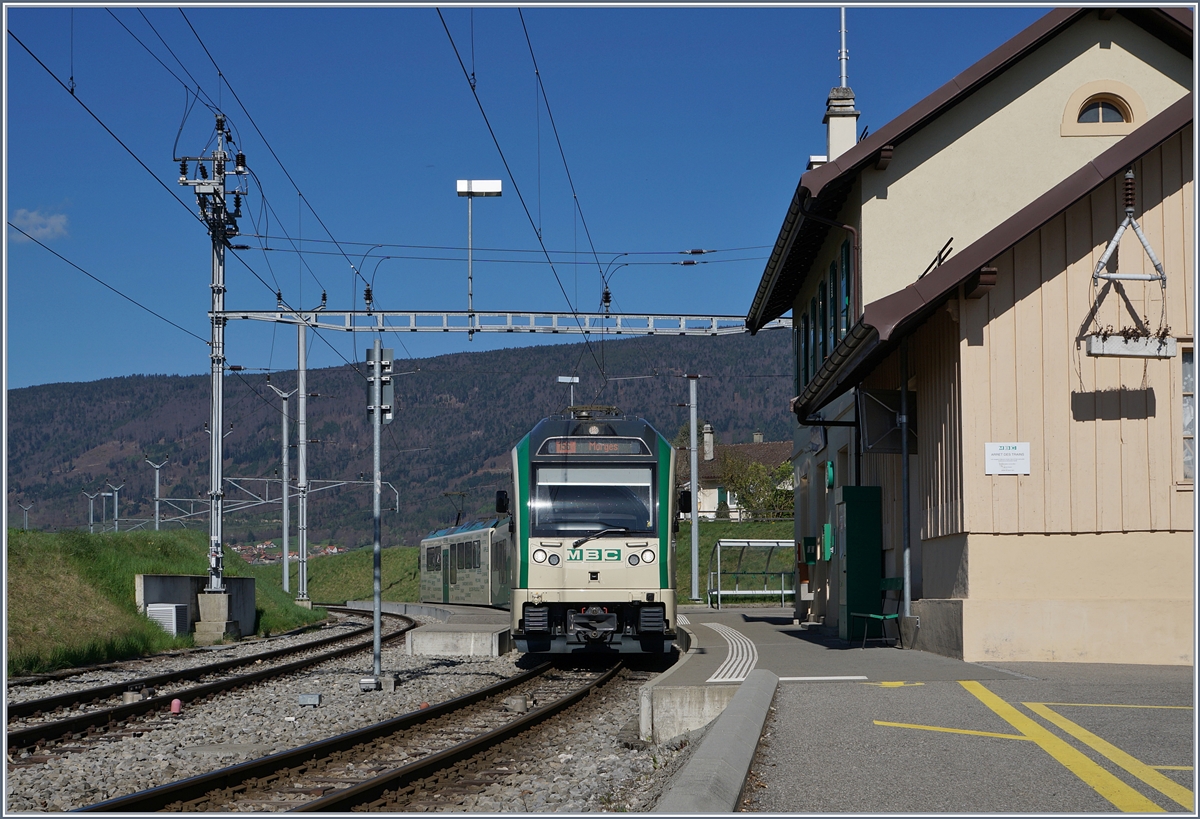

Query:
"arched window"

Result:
[[1078, 96, 1130, 124], [1061, 82, 1144, 137]]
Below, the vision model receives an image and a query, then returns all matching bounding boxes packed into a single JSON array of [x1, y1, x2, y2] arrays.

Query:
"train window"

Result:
[[474, 540, 481, 569], [531, 465, 654, 537], [426, 547, 441, 572]]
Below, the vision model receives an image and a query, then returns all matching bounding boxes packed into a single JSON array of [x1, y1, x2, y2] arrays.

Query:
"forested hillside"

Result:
[[8, 330, 795, 547]]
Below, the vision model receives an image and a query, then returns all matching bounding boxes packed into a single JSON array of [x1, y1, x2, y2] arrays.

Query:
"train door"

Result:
[[442, 545, 451, 602]]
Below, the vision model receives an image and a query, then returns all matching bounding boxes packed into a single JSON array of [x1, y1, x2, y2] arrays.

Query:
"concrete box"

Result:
[[135, 575, 256, 637]]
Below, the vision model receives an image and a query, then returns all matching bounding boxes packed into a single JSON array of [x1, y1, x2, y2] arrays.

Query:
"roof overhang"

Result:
[[792, 91, 1194, 419], [746, 6, 1194, 334]]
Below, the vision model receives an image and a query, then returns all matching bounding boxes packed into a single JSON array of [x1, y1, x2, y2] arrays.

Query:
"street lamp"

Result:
[[457, 179, 502, 341], [557, 375, 580, 408]]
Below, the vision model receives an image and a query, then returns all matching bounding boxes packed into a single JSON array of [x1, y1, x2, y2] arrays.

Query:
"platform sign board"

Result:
[[984, 442, 1030, 475]]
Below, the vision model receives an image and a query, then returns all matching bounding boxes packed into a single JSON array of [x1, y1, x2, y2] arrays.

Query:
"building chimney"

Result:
[[824, 87, 860, 161], [703, 424, 715, 461], [753, 431, 764, 444]]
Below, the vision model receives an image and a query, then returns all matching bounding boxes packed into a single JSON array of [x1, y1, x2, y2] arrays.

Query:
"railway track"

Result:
[[79, 661, 622, 812], [7, 608, 413, 754]]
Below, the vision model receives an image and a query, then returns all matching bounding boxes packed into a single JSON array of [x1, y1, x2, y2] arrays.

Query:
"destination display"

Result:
[[539, 437, 647, 456]]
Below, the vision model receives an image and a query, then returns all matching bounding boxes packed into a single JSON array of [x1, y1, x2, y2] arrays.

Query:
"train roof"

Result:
[[526, 408, 665, 451], [422, 517, 506, 540]]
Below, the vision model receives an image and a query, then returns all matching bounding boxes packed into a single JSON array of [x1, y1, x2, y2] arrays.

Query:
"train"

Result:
[[417, 407, 681, 654], [417, 517, 511, 608]]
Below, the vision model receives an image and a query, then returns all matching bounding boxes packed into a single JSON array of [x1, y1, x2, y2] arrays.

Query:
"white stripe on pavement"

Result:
[[677, 614, 690, 625], [778, 675, 869, 681], [704, 622, 758, 683]]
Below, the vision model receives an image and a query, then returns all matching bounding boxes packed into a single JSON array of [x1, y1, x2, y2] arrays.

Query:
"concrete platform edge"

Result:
[[344, 600, 453, 621], [639, 624, 697, 742], [653, 668, 779, 814]]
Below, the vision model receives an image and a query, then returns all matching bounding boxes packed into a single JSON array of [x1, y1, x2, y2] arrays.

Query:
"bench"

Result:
[[850, 577, 904, 649]]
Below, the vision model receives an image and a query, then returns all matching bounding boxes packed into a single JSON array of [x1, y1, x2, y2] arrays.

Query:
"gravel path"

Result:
[[6, 644, 699, 813]]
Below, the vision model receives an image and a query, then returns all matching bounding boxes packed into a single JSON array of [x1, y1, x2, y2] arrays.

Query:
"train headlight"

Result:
[[547, 553, 560, 566], [640, 549, 656, 564], [627, 554, 640, 566], [533, 549, 548, 564]]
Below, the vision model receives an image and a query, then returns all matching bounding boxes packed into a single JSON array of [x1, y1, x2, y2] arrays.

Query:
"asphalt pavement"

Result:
[[696, 608, 1198, 814]]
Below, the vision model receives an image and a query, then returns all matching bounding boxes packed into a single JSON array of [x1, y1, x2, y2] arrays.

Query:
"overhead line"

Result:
[[436, 8, 606, 382], [179, 9, 368, 291], [244, 235, 774, 256], [8, 222, 210, 345]]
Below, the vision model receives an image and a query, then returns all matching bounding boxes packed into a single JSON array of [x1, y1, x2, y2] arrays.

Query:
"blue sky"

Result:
[[5, 4, 1049, 389]]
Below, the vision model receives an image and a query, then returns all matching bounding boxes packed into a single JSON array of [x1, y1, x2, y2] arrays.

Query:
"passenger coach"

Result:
[[501, 408, 679, 653]]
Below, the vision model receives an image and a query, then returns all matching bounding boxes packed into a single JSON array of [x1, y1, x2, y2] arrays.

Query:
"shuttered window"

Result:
[[1184, 349, 1194, 480]]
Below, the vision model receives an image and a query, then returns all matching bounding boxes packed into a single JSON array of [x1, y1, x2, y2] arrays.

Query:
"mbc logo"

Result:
[[566, 548, 622, 562]]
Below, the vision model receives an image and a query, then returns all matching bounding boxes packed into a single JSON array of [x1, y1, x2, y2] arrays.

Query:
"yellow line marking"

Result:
[[1151, 766, 1194, 771], [1024, 702, 1195, 812], [1035, 703, 1193, 710], [874, 720, 1031, 740], [959, 681, 1164, 813], [861, 681, 924, 687]]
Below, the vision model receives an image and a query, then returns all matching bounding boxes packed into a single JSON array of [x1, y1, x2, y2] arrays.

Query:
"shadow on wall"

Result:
[[1071, 388, 1156, 421]]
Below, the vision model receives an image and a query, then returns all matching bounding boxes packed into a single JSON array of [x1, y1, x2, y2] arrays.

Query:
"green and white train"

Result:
[[418, 518, 512, 608], [501, 408, 679, 654]]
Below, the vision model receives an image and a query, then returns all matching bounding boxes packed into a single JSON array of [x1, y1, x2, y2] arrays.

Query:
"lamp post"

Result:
[[456, 179, 502, 341], [557, 375, 579, 408]]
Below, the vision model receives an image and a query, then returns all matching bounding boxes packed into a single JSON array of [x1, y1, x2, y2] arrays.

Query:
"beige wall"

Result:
[[859, 12, 1191, 305], [960, 129, 1194, 535], [962, 531, 1193, 664]]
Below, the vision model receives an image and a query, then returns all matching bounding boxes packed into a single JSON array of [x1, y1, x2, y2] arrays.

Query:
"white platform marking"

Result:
[[676, 614, 690, 625], [703, 622, 758, 683], [778, 676, 868, 682]]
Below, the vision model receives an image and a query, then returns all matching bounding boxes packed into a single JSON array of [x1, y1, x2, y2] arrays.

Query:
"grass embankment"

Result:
[[674, 520, 796, 604], [302, 546, 420, 605], [6, 529, 326, 676]]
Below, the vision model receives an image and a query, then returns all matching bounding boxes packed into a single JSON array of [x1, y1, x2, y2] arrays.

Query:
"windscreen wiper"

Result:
[[572, 527, 630, 548]]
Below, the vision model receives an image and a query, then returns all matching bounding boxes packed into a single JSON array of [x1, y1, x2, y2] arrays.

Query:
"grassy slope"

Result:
[[6, 517, 791, 675], [6, 529, 326, 676]]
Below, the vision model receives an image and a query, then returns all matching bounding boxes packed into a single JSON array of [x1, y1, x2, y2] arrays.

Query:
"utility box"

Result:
[[146, 603, 189, 636], [835, 485, 883, 642]]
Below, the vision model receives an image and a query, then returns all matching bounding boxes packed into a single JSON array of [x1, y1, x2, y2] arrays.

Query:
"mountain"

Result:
[[7, 330, 796, 548]]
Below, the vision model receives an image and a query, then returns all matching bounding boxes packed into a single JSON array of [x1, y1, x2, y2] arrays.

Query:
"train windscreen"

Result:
[[531, 466, 654, 536]]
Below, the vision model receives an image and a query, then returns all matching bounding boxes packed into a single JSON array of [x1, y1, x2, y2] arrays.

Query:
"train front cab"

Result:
[[506, 414, 678, 654]]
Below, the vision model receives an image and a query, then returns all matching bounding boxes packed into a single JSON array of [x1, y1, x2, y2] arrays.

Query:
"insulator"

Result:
[[215, 159, 225, 177], [602, 287, 611, 308], [321, 291, 327, 306], [364, 286, 373, 304], [275, 290, 283, 304], [1124, 168, 1136, 210], [179, 159, 188, 177], [216, 113, 225, 131], [235, 152, 246, 173], [198, 163, 208, 179], [233, 193, 242, 216]]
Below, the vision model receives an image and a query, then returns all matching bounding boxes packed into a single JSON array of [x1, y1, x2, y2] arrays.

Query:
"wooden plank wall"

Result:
[[912, 309, 964, 539], [960, 127, 1193, 534]]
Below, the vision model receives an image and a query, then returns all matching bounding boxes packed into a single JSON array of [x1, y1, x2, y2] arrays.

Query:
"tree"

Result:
[[671, 419, 710, 489], [718, 451, 793, 519]]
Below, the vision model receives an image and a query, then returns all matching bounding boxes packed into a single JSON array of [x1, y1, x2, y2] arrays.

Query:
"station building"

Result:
[[746, 8, 1194, 664]]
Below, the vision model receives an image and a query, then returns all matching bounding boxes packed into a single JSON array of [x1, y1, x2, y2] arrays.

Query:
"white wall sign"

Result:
[[985, 442, 1030, 475]]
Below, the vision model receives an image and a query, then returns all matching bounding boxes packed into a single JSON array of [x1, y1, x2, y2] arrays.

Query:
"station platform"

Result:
[[643, 604, 1012, 743], [342, 600, 511, 657]]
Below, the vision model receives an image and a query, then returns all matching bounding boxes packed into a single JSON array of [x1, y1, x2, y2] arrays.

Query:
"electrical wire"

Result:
[[243, 234, 773, 257], [8, 222, 210, 345], [437, 8, 607, 384]]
